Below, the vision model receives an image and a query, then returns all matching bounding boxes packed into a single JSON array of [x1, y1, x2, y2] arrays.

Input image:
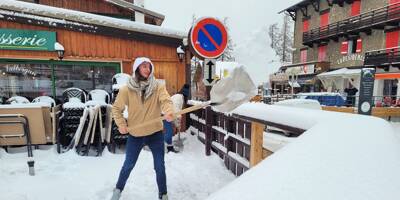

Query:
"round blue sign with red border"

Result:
[[189, 17, 228, 59]]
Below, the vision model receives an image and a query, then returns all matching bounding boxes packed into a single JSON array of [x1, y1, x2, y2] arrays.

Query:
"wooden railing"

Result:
[[322, 106, 400, 120], [188, 106, 305, 176], [303, 3, 400, 45], [364, 47, 400, 67]]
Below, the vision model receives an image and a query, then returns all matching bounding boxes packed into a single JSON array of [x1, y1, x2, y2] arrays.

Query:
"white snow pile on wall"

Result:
[[208, 102, 400, 200]]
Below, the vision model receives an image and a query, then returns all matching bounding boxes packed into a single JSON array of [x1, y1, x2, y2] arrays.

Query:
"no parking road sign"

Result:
[[189, 17, 228, 59]]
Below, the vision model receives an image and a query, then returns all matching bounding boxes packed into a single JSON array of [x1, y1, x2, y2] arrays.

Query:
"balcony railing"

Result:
[[364, 47, 400, 67], [303, 3, 400, 45]]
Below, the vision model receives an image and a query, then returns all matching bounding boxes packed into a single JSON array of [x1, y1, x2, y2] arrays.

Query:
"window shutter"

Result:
[[320, 12, 329, 27], [303, 20, 309, 32], [300, 49, 308, 63], [390, 0, 400, 5], [341, 41, 348, 55], [356, 39, 362, 53], [318, 45, 327, 61], [386, 31, 399, 49], [350, 0, 361, 16]]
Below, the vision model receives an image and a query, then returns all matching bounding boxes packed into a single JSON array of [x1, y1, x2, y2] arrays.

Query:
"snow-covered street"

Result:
[[0, 132, 235, 200]]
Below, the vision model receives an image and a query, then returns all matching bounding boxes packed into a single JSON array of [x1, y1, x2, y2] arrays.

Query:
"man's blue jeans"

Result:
[[163, 120, 173, 145], [116, 131, 167, 195]]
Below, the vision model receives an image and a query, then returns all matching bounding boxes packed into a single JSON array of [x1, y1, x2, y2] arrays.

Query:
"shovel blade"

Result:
[[210, 66, 257, 113]]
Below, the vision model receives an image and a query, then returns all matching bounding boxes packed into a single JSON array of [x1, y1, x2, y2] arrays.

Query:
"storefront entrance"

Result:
[[0, 59, 120, 103]]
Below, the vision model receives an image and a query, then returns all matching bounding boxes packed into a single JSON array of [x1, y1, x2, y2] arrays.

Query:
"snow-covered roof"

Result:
[[105, 0, 165, 21], [208, 102, 400, 200], [317, 68, 361, 78], [0, 0, 185, 40], [279, 0, 311, 13]]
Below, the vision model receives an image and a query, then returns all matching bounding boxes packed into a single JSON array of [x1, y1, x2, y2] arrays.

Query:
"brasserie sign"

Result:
[[0, 28, 56, 51]]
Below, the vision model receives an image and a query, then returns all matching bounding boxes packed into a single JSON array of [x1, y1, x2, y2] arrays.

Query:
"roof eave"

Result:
[[278, 0, 313, 14]]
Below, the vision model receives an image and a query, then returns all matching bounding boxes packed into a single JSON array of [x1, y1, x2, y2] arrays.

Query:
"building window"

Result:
[[0, 63, 52, 101], [383, 79, 398, 99], [0, 62, 119, 103], [53, 65, 117, 102], [341, 38, 362, 55], [318, 45, 327, 61], [300, 49, 307, 63], [350, 0, 361, 16]]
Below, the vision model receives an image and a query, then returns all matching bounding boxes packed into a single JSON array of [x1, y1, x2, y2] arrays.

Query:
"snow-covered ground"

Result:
[[0, 133, 235, 200], [391, 122, 400, 133]]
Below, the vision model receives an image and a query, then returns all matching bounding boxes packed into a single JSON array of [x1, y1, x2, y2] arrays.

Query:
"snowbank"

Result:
[[263, 132, 295, 152], [274, 99, 322, 110], [0, 134, 234, 200], [208, 103, 400, 200]]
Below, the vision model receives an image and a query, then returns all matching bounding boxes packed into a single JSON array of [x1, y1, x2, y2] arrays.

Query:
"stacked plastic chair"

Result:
[[58, 88, 87, 153], [7, 96, 30, 104], [32, 96, 56, 107], [73, 89, 112, 156], [109, 73, 130, 153]]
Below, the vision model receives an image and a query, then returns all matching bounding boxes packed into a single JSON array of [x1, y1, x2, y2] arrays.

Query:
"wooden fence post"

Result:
[[205, 106, 213, 156], [250, 121, 265, 167]]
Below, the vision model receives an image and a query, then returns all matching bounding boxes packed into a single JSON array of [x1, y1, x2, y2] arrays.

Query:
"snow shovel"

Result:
[[127, 66, 257, 133]]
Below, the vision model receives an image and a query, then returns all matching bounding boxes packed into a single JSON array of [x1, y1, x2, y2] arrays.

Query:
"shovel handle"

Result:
[[127, 103, 208, 132]]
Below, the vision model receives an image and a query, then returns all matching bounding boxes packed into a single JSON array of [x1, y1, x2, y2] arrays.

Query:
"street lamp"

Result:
[[54, 42, 65, 60], [176, 45, 185, 62]]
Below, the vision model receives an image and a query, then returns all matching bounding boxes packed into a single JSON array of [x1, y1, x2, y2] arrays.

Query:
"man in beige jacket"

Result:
[[111, 57, 174, 200]]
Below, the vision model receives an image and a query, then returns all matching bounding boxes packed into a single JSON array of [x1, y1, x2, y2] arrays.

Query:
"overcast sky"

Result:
[[145, 0, 300, 84], [146, 0, 298, 44]]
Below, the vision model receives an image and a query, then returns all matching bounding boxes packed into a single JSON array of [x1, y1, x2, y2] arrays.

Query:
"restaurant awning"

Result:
[[317, 68, 361, 90], [375, 73, 400, 80]]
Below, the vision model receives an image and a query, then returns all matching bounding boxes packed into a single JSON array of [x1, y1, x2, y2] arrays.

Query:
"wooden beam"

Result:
[[287, 11, 297, 21], [362, 29, 372, 35], [311, 0, 320, 12], [250, 122, 265, 167], [330, 36, 339, 42], [204, 106, 213, 156], [300, 6, 308, 18]]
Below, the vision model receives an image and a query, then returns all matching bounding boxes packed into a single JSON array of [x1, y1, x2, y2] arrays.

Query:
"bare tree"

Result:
[[268, 14, 293, 63], [268, 23, 280, 49], [268, 23, 282, 58]]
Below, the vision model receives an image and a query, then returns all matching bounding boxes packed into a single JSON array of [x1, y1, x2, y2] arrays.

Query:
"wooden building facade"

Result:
[[0, 0, 189, 103], [279, 0, 400, 102]]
